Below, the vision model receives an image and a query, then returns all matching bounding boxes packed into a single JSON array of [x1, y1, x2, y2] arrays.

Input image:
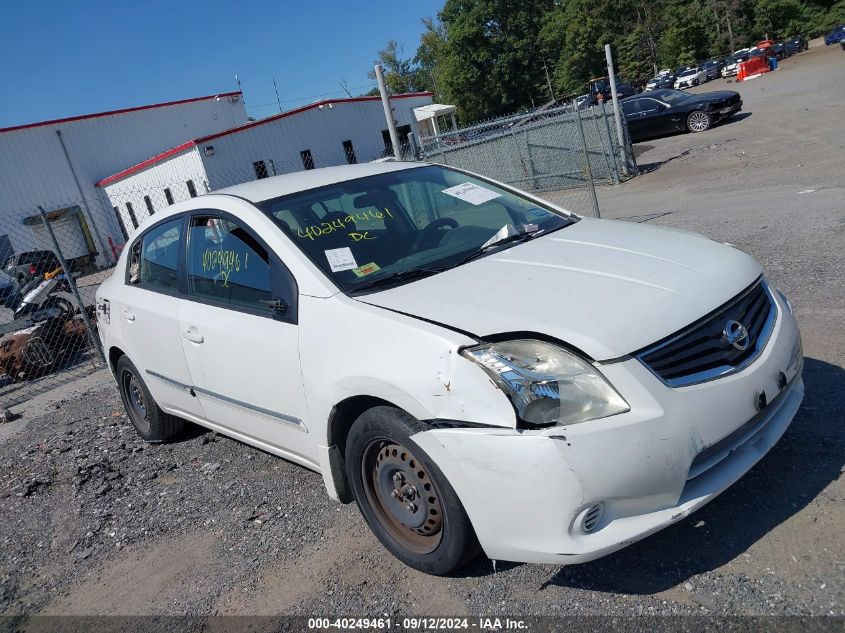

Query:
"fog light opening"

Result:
[[580, 503, 604, 534]]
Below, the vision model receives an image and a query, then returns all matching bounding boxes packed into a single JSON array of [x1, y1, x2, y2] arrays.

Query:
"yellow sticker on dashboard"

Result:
[[352, 262, 381, 277]]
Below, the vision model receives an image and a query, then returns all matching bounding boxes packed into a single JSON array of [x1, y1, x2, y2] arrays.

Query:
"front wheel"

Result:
[[687, 110, 712, 133], [345, 406, 480, 575]]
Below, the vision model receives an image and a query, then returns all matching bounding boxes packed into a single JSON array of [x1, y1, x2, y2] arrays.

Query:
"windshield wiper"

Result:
[[458, 229, 545, 266], [350, 266, 448, 293]]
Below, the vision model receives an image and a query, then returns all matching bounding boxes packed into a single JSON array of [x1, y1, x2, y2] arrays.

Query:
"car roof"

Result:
[[214, 161, 428, 203]]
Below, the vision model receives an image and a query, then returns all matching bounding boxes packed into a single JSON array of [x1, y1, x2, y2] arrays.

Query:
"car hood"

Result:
[[358, 218, 762, 360]]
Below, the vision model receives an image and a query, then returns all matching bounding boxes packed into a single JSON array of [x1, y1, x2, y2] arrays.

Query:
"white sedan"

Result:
[[674, 67, 708, 89], [96, 162, 803, 574]]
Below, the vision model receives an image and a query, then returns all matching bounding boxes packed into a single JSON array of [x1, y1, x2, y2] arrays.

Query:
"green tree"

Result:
[[368, 40, 424, 94], [369, 0, 843, 120], [437, 0, 554, 121]]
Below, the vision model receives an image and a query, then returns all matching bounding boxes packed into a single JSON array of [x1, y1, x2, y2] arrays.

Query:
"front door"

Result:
[[118, 216, 205, 419], [177, 212, 314, 465]]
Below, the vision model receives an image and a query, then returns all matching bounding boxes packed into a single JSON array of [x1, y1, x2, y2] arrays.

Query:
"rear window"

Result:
[[128, 219, 182, 291]]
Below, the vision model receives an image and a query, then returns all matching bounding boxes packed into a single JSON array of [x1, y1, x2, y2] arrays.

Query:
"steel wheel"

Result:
[[687, 111, 711, 133], [361, 439, 444, 555], [122, 369, 151, 434]]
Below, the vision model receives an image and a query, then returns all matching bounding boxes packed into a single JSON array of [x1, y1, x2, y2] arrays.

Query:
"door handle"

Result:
[[122, 308, 136, 321], [182, 327, 204, 344]]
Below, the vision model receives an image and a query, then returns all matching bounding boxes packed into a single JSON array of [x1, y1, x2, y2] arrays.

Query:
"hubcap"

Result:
[[123, 370, 150, 433], [362, 440, 443, 554], [689, 112, 709, 132]]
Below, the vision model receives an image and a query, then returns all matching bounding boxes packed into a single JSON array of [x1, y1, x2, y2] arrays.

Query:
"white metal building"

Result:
[[0, 93, 248, 265], [97, 92, 434, 238]]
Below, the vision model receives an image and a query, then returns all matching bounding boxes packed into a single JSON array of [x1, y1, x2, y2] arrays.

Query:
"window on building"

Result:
[[300, 150, 315, 171], [164, 188, 174, 205], [186, 215, 272, 311], [253, 160, 269, 180], [144, 195, 155, 216], [125, 202, 139, 229], [381, 126, 411, 156], [186, 180, 197, 198], [113, 206, 129, 241], [342, 140, 357, 164]]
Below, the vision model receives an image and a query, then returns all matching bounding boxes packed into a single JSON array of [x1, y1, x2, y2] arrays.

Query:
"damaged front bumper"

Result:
[[411, 292, 803, 565]]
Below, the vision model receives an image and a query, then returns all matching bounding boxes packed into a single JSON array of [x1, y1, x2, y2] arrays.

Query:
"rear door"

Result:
[[177, 210, 314, 465], [117, 216, 205, 419], [622, 99, 647, 140]]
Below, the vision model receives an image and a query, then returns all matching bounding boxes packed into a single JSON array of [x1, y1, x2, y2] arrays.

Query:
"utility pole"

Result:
[[273, 77, 282, 113], [375, 64, 401, 158], [604, 44, 628, 174]]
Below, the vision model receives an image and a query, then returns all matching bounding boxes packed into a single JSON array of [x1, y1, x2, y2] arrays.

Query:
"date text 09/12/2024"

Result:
[[307, 617, 529, 630]]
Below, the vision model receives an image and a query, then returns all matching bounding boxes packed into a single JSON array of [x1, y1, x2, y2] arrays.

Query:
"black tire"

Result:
[[345, 406, 480, 575], [686, 110, 712, 133], [116, 355, 184, 442]]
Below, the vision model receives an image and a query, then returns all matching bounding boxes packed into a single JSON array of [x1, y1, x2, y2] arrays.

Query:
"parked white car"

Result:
[[674, 67, 708, 89], [96, 162, 804, 574]]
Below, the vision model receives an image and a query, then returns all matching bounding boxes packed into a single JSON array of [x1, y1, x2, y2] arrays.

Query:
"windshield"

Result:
[[256, 165, 576, 294], [655, 89, 690, 104]]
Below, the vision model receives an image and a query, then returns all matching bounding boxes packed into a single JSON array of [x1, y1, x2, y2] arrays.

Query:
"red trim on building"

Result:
[[95, 140, 196, 187], [0, 91, 242, 134], [95, 92, 434, 187]]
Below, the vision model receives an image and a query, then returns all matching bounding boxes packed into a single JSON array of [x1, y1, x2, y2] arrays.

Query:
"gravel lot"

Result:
[[1, 42, 843, 625]]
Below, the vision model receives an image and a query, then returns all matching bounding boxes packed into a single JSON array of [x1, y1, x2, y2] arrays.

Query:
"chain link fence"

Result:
[[0, 200, 112, 408], [417, 101, 638, 217]]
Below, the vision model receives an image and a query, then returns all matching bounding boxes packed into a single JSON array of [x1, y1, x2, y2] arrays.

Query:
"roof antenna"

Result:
[[235, 74, 245, 105], [339, 80, 353, 98]]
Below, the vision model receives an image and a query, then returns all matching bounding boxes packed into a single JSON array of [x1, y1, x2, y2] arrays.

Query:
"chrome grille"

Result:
[[637, 278, 776, 387]]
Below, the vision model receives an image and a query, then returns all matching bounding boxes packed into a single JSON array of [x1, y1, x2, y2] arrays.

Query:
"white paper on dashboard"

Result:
[[325, 247, 358, 272], [441, 182, 501, 206]]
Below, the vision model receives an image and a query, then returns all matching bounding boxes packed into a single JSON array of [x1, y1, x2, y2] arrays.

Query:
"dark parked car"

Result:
[[2, 250, 60, 283], [621, 88, 743, 142], [772, 42, 787, 59], [788, 34, 808, 51], [824, 25, 845, 45], [701, 60, 723, 80], [644, 73, 676, 91]]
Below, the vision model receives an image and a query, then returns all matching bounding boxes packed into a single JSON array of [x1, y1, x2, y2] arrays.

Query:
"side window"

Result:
[[186, 215, 272, 312], [639, 99, 662, 114], [622, 99, 639, 115], [129, 218, 182, 290]]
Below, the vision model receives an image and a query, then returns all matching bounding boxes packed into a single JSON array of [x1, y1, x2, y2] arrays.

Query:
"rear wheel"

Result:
[[687, 110, 712, 133], [116, 355, 183, 442], [345, 406, 480, 575]]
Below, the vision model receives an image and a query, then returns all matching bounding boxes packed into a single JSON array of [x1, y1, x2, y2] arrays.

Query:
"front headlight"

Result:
[[461, 339, 629, 429]]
